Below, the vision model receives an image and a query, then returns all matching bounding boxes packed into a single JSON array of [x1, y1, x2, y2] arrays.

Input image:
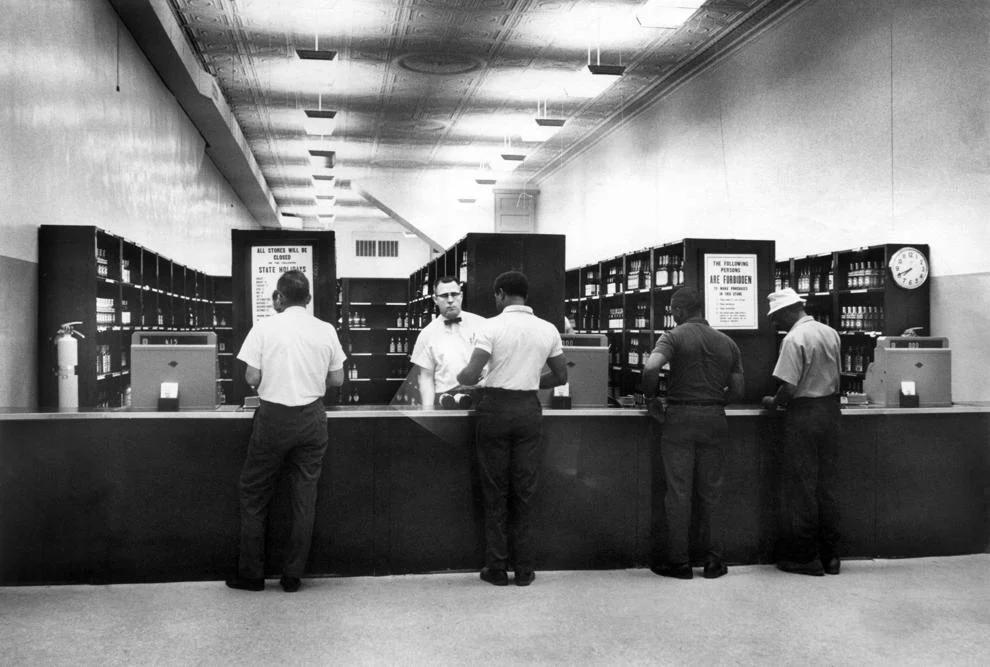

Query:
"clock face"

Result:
[[888, 247, 929, 289]]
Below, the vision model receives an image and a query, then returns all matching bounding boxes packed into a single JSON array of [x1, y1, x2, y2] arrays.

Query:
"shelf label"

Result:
[[251, 245, 315, 324], [704, 253, 758, 330]]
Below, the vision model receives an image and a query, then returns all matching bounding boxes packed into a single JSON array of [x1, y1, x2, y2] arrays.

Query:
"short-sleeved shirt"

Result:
[[652, 317, 743, 404], [410, 311, 486, 393], [474, 305, 563, 391], [237, 306, 347, 406], [772, 315, 841, 398]]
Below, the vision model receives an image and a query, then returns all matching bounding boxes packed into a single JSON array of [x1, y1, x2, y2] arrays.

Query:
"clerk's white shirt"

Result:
[[410, 311, 486, 393], [474, 305, 563, 391], [237, 306, 347, 406]]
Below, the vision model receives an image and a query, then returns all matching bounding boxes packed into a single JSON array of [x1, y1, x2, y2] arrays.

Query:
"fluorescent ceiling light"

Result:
[[308, 149, 335, 169], [302, 109, 336, 135], [492, 153, 525, 172], [296, 49, 337, 61], [520, 117, 566, 143], [636, 1, 705, 28], [313, 174, 335, 194], [457, 197, 477, 204], [475, 177, 497, 185]]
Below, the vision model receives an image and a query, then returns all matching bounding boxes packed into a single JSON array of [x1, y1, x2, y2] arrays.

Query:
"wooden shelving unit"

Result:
[[405, 232, 566, 405], [775, 243, 931, 395], [565, 238, 776, 403], [337, 278, 411, 406], [37, 225, 229, 408]]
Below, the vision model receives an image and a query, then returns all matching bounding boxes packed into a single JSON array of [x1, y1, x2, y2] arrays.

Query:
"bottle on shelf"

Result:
[[459, 250, 469, 284], [585, 269, 598, 297]]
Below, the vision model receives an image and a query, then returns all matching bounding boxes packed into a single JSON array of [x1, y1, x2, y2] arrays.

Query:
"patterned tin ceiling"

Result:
[[167, 0, 798, 226]]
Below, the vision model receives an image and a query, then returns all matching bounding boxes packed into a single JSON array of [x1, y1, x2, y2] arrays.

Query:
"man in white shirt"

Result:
[[410, 276, 486, 409], [226, 270, 346, 593], [458, 271, 568, 587]]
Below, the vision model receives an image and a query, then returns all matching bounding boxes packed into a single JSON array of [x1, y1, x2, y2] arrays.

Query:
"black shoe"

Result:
[[777, 559, 825, 576], [703, 560, 728, 579], [514, 570, 535, 587], [480, 567, 508, 586], [650, 563, 693, 580], [280, 576, 301, 592], [822, 557, 841, 575], [225, 576, 264, 591]]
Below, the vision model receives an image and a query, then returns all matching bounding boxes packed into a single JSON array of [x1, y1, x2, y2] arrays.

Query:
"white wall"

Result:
[[334, 218, 433, 278], [538, 0, 990, 401], [0, 0, 259, 408]]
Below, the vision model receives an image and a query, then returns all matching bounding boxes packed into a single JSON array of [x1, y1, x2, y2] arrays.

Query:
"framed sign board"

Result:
[[704, 253, 758, 330]]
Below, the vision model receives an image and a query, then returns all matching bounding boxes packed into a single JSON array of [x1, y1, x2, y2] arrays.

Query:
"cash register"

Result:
[[863, 336, 952, 407]]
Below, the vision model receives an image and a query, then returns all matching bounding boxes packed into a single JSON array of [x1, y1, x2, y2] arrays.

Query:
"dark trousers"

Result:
[[778, 397, 841, 563], [474, 389, 543, 572], [238, 399, 328, 580], [657, 405, 727, 566]]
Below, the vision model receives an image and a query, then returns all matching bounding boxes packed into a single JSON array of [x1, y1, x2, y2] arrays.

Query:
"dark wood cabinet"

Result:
[[338, 278, 411, 406], [408, 232, 565, 325], [38, 225, 228, 408], [775, 243, 931, 396], [229, 229, 337, 406], [565, 238, 776, 403]]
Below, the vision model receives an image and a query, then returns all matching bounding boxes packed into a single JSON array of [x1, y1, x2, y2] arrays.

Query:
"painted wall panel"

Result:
[[0, 0, 260, 408], [0, 0, 256, 271], [538, 0, 990, 400]]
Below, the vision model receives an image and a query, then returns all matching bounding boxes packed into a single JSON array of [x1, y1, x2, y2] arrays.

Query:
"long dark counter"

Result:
[[1, 406, 988, 585]]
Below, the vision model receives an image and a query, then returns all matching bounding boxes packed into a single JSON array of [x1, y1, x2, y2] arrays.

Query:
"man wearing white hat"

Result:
[[762, 287, 842, 577]]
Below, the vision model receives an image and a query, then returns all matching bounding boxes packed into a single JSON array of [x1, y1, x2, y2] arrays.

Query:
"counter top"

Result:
[[2, 403, 990, 420]]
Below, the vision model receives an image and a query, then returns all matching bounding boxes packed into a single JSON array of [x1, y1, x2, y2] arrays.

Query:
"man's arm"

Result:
[[641, 351, 669, 399], [762, 379, 797, 410], [727, 372, 745, 402], [416, 365, 436, 410], [540, 354, 568, 388], [326, 367, 344, 389], [244, 364, 261, 391], [457, 348, 491, 387]]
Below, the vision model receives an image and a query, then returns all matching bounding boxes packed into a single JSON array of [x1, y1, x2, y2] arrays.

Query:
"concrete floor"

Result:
[[2, 555, 988, 665]]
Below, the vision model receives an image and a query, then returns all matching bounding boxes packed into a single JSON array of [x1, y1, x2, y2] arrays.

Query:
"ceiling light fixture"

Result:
[[587, 22, 625, 77], [492, 137, 525, 172], [302, 109, 336, 136], [308, 149, 335, 169], [296, 33, 336, 61], [636, 0, 706, 29], [520, 100, 566, 142]]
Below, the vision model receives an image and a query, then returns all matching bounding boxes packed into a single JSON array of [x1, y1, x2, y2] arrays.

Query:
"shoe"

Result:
[[777, 559, 825, 576], [703, 560, 728, 579], [823, 557, 841, 575], [225, 576, 264, 591], [280, 576, 301, 592], [479, 567, 508, 586], [514, 570, 535, 587], [650, 563, 693, 580]]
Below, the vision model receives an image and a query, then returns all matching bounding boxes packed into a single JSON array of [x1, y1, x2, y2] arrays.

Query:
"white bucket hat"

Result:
[[766, 287, 806, 316]]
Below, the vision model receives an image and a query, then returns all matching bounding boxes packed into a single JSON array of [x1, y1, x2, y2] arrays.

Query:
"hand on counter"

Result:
[[647, 397, 664, 424], [761, 395, 776, 411]]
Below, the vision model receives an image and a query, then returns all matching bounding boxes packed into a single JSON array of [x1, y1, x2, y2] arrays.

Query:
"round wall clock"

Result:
[[888, 246, 929, 289]]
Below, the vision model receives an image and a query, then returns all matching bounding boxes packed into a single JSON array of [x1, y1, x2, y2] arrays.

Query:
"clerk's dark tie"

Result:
[[444, 317, 462, 326]]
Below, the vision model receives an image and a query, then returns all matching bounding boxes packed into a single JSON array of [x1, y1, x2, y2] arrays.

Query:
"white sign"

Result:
[[250, 245, 315, 324], [704, 253, 758, 330]]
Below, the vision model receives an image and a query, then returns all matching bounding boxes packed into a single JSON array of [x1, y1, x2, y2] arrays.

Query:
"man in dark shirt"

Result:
[[642, 287, 744, 580]]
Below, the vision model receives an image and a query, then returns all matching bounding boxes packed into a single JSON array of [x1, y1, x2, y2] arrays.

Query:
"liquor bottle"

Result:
[[459, 250, 469, 284]]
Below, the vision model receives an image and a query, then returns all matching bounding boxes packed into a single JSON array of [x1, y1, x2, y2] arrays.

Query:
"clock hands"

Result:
[[897, 267, 914, 277]]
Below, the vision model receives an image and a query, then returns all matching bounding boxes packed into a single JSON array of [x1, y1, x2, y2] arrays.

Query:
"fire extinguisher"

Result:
[[55, 322, 85, 409]]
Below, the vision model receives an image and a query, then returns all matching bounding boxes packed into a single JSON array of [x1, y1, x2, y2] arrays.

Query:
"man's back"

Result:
[[238, 306, 345, 406], [477, 305, 561, 390], [656, 318, 742, 403]]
